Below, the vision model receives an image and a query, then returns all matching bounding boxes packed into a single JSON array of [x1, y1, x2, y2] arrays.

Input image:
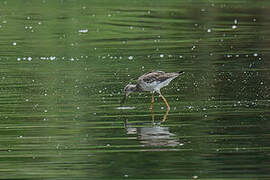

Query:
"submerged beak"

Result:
[[120, 94, 128, 105]]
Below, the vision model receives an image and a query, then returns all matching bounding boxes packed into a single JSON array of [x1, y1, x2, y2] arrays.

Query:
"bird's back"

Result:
[[137, 71, 179, 84], [137, 71, 180, 92]]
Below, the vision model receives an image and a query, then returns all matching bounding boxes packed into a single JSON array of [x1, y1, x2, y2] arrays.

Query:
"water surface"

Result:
[[0, 0, 270, 179]]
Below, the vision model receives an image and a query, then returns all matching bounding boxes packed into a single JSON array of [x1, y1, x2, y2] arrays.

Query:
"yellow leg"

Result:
[[149, 93, 154, 110], [162, 108, 170, 122], [159, 93, 170, 111]]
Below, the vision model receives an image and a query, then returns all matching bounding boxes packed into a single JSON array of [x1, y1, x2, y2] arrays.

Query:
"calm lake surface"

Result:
[[0, 0, 270, 179]]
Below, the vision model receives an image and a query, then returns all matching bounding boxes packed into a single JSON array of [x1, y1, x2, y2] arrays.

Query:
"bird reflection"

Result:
[[124, 119, 179, 147]]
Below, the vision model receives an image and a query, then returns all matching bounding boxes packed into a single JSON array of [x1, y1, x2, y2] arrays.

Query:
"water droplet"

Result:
[[78, 29, 88, 33], [207, 29, 211, 33], [232, 25, 237, 29], [160, 54, 164, 58], [128, 56, 133, 60], [50, 56, 56, 60], [12, 42, 17, 46]]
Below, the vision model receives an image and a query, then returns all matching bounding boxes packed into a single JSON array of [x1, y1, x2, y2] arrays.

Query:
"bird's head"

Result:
[[121, 84, 137, 104]]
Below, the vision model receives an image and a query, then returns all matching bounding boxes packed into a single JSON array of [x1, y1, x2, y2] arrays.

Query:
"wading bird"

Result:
[[122, 71, 184, 110]]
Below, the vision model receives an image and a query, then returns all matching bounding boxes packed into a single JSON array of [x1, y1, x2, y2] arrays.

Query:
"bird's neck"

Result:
[[129, 84, 143, 92]]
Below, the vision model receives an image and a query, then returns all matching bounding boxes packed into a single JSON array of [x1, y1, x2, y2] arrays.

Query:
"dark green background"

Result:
[[0, 0, 269, 179]]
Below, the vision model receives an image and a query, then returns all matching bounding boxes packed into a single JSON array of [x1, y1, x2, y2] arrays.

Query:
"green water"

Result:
[[0, 0, 270, 179]]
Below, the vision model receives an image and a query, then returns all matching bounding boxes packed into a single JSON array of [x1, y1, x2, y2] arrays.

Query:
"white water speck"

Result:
[[234, 19, 238, 24], [128, 56, 133, 60], [160, 54, 164, 58], [232, 25, 237, 29], [27, 57, 32, 61], [253, 53, 258, 57], [17, 57, 21, 61], [50, 56, 56, 60], [207, 29, 211, 33], [116, 106, 135, 110], [12, 42, 17, 46], [79, 29, 88, 33]]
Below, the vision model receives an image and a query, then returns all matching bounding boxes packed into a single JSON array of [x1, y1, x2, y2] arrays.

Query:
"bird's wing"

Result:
[[137, 71, 168, 84]]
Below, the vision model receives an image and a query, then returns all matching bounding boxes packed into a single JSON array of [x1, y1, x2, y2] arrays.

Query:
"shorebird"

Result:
[[122, 71, 184, 110]]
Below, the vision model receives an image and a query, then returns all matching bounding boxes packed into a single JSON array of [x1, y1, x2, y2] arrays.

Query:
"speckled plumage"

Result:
[[137, 71, 182, 93], [122, 71, 184, 111]]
